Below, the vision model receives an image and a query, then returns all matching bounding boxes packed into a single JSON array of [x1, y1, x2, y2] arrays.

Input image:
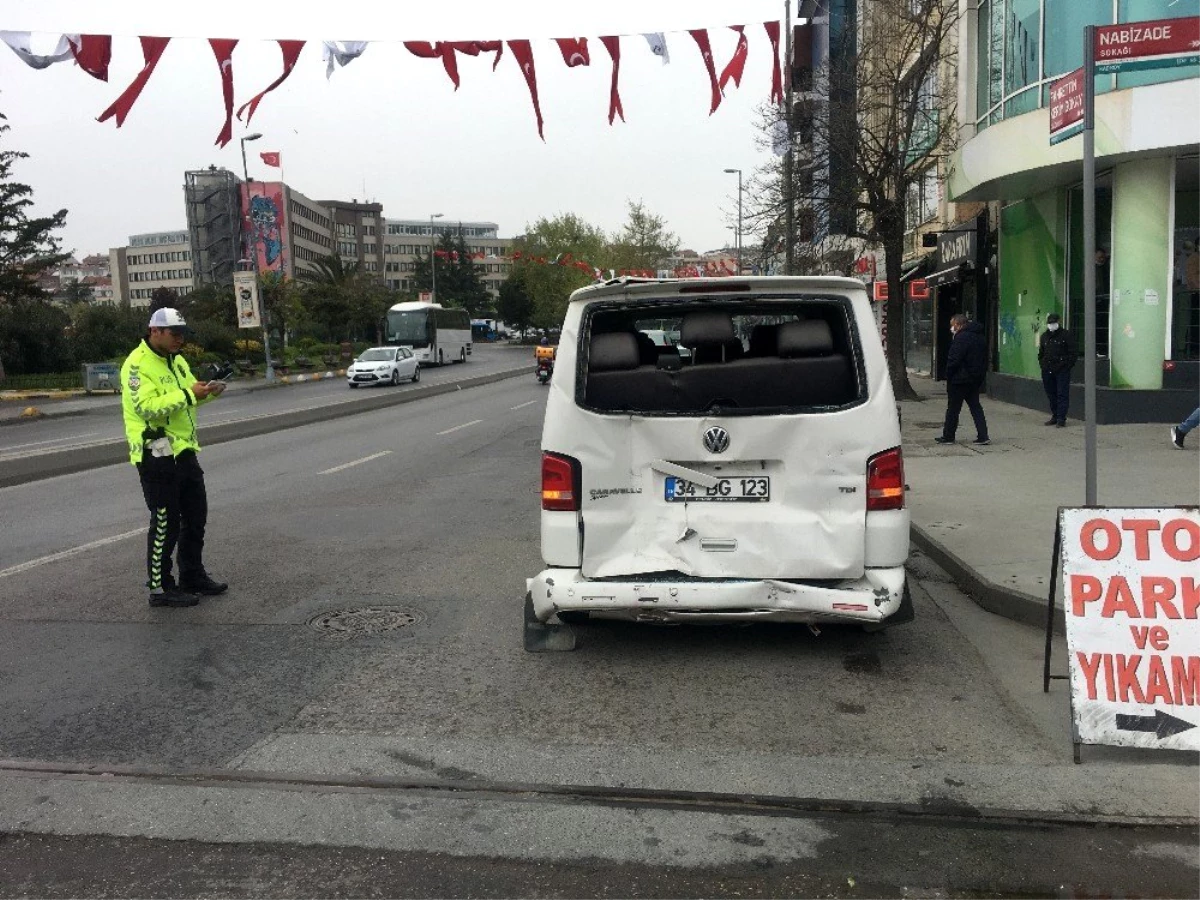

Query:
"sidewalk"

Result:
[[901, 373, 1199, 629]]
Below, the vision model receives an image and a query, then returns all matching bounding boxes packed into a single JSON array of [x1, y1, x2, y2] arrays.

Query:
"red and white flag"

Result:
[[688, 29, 722, 115], [210, 38, 238, 148], [599, 36, 624, 125], [765, 21, 783, 105], [506, 40, 544, 140], [719, 26, 749, 92], [554, 37, 590, 68], [238, 40, 304, 123], [260, 151, 281, 167], [97, 36, 171, 127]]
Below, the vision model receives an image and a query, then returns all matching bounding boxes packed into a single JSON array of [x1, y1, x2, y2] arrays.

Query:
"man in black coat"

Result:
[[936, 314, 990, 445], [1038, 312, 1076, 427]]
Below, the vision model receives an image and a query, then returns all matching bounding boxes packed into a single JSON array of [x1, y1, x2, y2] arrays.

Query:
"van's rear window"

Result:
[[580, 299, 865, 415]]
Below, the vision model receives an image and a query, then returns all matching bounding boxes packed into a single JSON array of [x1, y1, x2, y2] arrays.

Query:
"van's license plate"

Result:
[[664, 476, 770, 502]]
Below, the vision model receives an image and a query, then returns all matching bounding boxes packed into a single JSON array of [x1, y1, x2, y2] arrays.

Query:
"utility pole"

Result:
[[784, 0, 796, 275]]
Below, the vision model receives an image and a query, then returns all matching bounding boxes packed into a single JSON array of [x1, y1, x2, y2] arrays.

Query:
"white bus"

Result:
[[385, 302, 472, 365]]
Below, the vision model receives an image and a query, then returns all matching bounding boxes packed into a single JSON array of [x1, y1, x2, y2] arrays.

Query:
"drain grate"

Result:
[[307, 606, 423, 639]]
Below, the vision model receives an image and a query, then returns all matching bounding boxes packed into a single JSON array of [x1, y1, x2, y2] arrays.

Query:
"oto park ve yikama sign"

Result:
[[1059, 508, 1200, 753]]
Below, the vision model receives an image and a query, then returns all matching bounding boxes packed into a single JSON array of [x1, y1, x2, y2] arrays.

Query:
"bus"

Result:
[[384, 302, 472, 365]]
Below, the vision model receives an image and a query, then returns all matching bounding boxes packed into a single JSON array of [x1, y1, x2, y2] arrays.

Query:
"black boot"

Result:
[[181, 573, 228, 596], [149, 586, 200, 607]]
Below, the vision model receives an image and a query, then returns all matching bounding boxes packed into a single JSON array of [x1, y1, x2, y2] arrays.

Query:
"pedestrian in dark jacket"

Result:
[[1038, 313, 1075, 427], [936, 314, 990, 445]]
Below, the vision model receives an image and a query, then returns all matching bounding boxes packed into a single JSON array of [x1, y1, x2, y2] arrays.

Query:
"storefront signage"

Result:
[[1048, 67, 1085, 145], [1094, 16, 1200, 75], [908, 279, 929, 300], [936, 228, 976, 270], [1056, 507, 1200, 753]]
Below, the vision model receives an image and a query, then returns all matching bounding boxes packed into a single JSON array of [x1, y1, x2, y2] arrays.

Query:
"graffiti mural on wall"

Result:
[[240, 183, 288, 274]]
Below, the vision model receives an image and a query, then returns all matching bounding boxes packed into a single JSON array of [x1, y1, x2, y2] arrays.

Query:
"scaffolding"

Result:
[[184, 166, 242, 288]]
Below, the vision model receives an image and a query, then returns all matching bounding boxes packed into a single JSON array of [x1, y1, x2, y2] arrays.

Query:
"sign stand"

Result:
[[1042, 509, 1082, 763]]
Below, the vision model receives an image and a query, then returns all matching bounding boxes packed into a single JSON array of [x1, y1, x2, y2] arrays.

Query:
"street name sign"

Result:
[[1094, 16, 1200, 75], [1058, 507, 1199, 753], [1048, 67, 1085, 145]]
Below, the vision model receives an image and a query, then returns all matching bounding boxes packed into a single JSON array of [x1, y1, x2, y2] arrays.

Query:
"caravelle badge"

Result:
[[703, 426, 730, 454]]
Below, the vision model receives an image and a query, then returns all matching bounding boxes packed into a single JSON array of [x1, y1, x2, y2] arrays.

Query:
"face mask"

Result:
[[1047, 323, 1060, 332]]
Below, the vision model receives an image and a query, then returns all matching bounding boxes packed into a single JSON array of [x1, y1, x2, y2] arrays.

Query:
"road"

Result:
[[0, 373, 1196, 897], [0, 343, 526, 463]]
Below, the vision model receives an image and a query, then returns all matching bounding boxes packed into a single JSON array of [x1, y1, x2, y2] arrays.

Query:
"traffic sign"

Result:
[[1094, 16, 1200, 74]]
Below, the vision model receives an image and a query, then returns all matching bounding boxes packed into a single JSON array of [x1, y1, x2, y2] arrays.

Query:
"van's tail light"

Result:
[[542, 452, 581, 511], [866, 447, 905, 511]]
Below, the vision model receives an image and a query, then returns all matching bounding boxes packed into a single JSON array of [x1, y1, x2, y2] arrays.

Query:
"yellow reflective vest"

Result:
[[120, 340, 216, 464]]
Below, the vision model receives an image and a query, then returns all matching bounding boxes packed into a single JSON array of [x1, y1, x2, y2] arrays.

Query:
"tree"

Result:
[[496, 268, 535, 337], [67, 302, 143, 363], [609, 200, 679, 274], [298, 254, 360, 341], [411, 227, 490, 313], [743, 0, 959, 399], [0, 113, 70, 380], [514, 213, 610, 329]]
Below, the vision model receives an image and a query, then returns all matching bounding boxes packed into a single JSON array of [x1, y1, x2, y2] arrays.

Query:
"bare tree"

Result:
[[739, 0, 959, 400]]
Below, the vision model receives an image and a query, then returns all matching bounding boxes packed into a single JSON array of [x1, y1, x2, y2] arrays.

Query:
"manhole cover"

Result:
[[307, 606, 423, 639]]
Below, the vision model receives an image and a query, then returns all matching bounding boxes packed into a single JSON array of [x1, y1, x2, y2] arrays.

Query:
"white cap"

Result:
[[148, 307, 187, 329]]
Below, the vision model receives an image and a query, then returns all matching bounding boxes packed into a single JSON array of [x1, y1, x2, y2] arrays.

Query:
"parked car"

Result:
[[347, 346, 420, 388], [526, 276, 912, 648]]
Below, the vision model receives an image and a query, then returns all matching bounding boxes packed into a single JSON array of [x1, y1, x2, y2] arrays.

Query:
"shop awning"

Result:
[[926, 262, 972, 288], [899, 256, 933, 282]]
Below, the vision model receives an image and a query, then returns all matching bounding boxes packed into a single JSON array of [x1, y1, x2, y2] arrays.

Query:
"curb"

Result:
[[910, 524, 1060, 633], [0, 366, 527, 490]]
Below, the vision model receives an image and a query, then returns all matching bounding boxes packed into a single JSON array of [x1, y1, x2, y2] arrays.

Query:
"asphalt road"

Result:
[[0, 373, 1196, 896], [0, 343, 526, 461]]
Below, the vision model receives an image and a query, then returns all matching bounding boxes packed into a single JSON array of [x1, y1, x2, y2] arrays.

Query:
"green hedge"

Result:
[[1, 371, 86, 391]]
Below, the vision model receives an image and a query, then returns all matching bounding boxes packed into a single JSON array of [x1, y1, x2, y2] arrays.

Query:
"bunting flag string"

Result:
[[96, 36, 170, 127], [68, 34, 111, 81], [688, 29, 722, 115], [599, 36, 624, 125], [719, 26, 748, 91], [210, 39, 238, 148], [12, 21, 781, 139], [238, 40, 304, 123], [1, 31, 75, 70], [764, 21, 783, 105]]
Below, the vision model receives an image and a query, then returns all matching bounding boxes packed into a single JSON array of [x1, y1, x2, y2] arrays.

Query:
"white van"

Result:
[[525, 276, 912, 649]]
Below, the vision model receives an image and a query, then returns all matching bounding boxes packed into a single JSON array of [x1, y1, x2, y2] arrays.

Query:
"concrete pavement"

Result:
[[901, 373, 1199, 630]]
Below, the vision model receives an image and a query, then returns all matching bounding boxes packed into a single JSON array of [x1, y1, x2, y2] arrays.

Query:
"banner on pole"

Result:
[[1048, 67, 1085, 145], [1058, 507, 1200, 752], [233, 271, 262, 329]]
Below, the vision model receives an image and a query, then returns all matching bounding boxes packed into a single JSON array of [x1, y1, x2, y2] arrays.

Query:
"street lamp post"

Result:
[[429, 213, 444, 303], [724, 168, 743, 275], [239, 131, 275, 383]]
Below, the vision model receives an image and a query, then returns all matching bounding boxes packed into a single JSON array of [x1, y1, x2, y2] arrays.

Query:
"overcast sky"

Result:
[[1, 1, 786, 261]]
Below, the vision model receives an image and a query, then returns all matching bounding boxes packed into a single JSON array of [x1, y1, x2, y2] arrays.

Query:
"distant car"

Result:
[[347, 346, 420, 388]]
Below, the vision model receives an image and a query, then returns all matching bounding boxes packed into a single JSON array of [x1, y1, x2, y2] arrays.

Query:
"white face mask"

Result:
[[1047, 323, 1060, 332]]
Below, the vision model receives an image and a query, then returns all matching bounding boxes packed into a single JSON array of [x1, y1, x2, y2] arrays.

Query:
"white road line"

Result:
[[0, 528, 143, 579], [318, 450, 392, 475], [0, 431, 102, 452], [509, 400, 538, 410], [436, 419, 483, 436]]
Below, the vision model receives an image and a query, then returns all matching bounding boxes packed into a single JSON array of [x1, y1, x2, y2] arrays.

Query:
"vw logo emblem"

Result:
[[703, 426, 730, 454]]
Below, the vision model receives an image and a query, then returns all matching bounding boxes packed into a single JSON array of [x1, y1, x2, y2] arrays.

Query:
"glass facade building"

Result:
[[949, 0, 1200, 415]]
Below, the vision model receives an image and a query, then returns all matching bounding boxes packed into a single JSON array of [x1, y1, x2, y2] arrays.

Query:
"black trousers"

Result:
[[943, 379, 989, 441], [137, 449, 208, 590], [1042, 369, 1071, 423]]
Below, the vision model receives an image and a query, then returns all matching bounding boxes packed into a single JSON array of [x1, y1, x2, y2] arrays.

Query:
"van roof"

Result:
[[567, 275, 870, 306]]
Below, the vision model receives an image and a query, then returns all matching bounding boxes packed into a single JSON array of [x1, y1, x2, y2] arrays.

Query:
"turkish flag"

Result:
[[719, 26, 749, 92], [238, 40, 304, 123], [506, 40, 544, 140], [260, 151, 281, 167], [210, 38, 238, 148], [599, 36, 624, 125], [688, 29, 722, 115], [555, 38, 590, 67], [765, 21, 783, 105], [97, 36, 170, 127], [68, 34, 111, 81]]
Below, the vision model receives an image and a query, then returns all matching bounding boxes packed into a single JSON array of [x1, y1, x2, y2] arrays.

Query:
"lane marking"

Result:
[[509, 400, 538, 411], [318, 450, 392, 475], [0, 431, 102, 452], [436, 419, 482, 436], [0, 528, 143, 579]]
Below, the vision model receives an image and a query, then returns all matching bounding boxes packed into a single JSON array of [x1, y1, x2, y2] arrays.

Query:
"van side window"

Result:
[[582, 301, 862, 414]]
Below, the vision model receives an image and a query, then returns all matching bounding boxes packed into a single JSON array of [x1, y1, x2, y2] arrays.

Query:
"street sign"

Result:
[[232, 271, 261, 330], [1057, 507, 1200, 754], [1094, 16, 1200, 75], [1048, 67, 1085, 145]]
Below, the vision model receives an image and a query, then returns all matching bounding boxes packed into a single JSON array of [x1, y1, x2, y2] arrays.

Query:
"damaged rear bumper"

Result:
[[526, 566, 907, 625]]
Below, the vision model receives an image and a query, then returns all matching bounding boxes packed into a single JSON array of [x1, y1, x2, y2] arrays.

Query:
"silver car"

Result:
[[347, 346, 421, 388]]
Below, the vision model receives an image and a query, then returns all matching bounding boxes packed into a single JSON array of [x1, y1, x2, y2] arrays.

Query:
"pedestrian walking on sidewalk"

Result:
[[120, 304, 230, 607], [936, 314, 990, 446], [1038, 313, 1075, 427], [1170, 407, 1199, 449]]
